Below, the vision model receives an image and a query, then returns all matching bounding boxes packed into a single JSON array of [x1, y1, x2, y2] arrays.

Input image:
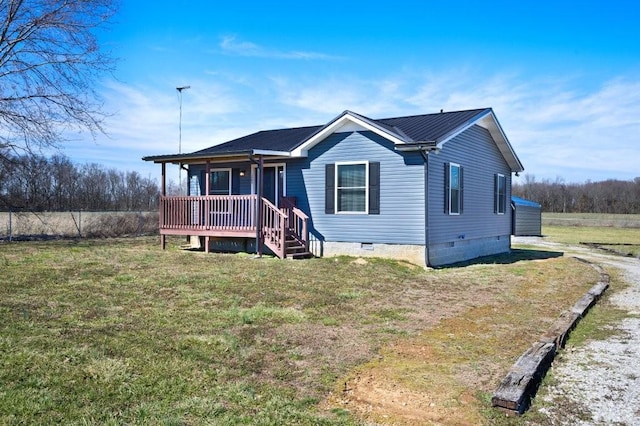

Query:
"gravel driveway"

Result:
[[513, 237, 640, 425]]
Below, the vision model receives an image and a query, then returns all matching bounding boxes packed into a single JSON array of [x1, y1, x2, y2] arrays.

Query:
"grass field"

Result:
[[543, 212, 640, 228], [542, 213, 640, 257], [0, 235, 609, 424], [0, 211, 158, 240]]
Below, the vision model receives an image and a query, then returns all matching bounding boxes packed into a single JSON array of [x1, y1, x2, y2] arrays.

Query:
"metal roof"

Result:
[[142, 108, 523, 172], [193, 125, 322, 155], [511, 196, 541, 208], [377, 108, 488, 143]]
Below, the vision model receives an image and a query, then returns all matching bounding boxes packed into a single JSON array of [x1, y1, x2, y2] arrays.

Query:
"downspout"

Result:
[[395, 142, 437, 268], [419, 150, 431, 267]]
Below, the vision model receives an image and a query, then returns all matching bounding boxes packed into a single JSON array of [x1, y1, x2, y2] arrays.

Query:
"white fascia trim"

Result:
[[291, 112, 409, 157], [435, 109, 493, 149], [251, 149, 291, 157], [436, 109, 524, 173], [479, 112, 524, 173]]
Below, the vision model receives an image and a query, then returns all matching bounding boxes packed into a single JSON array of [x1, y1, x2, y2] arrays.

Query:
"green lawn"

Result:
[[542, 213, 640, 257], [0, 237, 604, 424], [542, 212, 640, 228]]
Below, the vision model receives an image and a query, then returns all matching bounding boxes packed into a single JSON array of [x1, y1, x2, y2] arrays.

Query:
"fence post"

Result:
[[138, 210, 143, 236], [78, 210, 82, 238], [8, 209, 12, 242]]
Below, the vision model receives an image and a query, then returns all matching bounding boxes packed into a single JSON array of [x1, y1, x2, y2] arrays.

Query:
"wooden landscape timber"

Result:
[[492, 258, 610, 415]]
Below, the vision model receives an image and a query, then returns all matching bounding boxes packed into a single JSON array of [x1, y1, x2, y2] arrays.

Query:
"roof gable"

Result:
[[290, 110, 410, 157], [142, 108, 523, 172]]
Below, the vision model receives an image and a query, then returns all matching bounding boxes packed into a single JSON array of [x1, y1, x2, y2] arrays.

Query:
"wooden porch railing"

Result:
[[160, 194, 257, 233], [159, 194, 309, 259]]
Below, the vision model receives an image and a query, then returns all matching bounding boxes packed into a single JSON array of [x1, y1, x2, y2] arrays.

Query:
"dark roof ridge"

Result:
[[225, 109, 490, 135], [249, 123, 322, 133], [376, 107, 490, 122]]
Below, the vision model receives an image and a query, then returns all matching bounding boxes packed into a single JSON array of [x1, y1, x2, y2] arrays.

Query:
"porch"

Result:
[[159, 194, 310, 259]]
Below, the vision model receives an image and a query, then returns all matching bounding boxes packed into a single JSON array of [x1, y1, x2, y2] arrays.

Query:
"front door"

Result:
[[255, 165, 285, 207]]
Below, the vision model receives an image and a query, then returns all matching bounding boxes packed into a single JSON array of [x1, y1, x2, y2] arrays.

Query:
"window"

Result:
[[325, 162, 380, 215], [336, 162, 368, 213], [446, 163, 463, 215], [495, 173, 506, 214], [209, 169, 231, 195]]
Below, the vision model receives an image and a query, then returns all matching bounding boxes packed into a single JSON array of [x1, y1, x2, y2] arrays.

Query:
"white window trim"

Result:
[[496, 173, 506, 215], [449, 162, 461, 216], [209, 168, 232, 195], [335, 161, 369, 214]]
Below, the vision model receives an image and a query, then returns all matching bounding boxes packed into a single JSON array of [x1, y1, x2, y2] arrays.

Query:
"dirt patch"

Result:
[[261, 323, 377, 397], [329, 346, 484, 425], [338, 371, 454, 424], [323, 256, 599, 424]]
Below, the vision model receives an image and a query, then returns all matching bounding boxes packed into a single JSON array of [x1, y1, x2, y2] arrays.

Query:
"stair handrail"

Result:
[[261, 198, 286, 259], [290, 207, 309, 253], [280, 197, 309, 254]]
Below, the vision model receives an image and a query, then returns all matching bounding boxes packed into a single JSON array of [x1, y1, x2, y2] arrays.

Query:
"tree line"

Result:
[[513, 175, 640, 214], [0, 153, 161, 211]]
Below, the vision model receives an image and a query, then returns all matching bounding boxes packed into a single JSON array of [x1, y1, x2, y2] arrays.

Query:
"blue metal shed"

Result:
[[511, 196, 542, 236]]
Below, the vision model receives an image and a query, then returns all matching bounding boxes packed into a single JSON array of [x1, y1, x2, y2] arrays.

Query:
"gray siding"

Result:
[[512, 205, 542, 236], [188, 163, 254, 195], [183, 124, 516, 266], [427, 125, 512, 265], [287, 131, 425, 245]]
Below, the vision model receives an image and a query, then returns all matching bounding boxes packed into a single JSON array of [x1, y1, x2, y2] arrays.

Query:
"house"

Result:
[[511, 196, 542, 236], [142, 108, 524, 267]]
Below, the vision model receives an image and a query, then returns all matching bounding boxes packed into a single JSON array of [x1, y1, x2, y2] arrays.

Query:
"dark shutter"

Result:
[[368, 162, 380, 215], [325, 164, 335, 214], [459, 166, 464, 214], [232, 169, 241, 195], [494, 174, 499, 214], [444, 162, 450, 214]]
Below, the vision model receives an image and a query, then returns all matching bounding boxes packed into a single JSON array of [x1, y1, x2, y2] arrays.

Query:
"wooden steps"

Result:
[[285, 234, 311, 259]]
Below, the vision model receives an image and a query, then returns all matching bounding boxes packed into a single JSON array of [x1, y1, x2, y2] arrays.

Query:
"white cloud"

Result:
[[269, 71, 640, 182], [63, 68, 640, 185], [219, 35, 339, 60], [58, 79, 251, 182], [94, 79, 244, 153], [272, 76, 410, 118]]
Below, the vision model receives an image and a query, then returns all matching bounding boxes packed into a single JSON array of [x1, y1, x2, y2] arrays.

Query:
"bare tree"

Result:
[[0, 151, 160, 211], [0, 0, 117, 156], [514, 174, 640, 213]]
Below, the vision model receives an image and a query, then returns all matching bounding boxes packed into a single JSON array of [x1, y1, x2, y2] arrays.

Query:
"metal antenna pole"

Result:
[[176, 86, 190, 192]]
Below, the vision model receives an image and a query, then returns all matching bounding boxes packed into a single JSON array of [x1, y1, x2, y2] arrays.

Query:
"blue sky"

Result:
[[62, 0, 640, 184]]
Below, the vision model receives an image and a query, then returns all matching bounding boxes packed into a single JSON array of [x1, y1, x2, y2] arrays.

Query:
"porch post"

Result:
[[160, 162, 166, 250], [204, 160, 211, 253], [256, 155, 264, 257]]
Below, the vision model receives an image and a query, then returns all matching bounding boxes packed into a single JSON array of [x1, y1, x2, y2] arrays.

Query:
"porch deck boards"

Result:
[[159, 228, 256, 238]]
